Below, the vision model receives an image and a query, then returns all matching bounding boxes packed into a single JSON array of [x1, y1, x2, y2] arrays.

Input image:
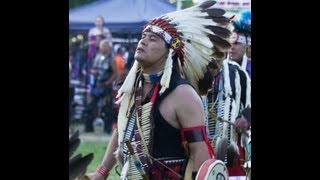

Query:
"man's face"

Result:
[[100, 41, 110, 54], [246, 46, 251, 58], [230, 42, 246, 62], [95, 17, 104, 28], [229, 32, 248, 62], [134, 32, 168, 66]]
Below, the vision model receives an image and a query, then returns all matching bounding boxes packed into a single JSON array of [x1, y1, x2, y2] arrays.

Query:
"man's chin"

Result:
[[134, 53, 141, 60], [135, 54, 145, 61], [134, 57, 143, 63], [230, 56, 240, 62]]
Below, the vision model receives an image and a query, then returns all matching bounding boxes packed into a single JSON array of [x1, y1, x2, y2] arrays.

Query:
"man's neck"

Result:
[[101, 52, 111, 56], [141, 63, 165, 74], [96, 26, 103, 31], [141, 70, 163, 84], [231, 57, 243, 66], [142, 69, 163, 74]]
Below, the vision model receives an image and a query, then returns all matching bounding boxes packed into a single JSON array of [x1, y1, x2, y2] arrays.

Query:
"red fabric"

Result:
[[227, 139, 246, 176], [150, 83, 160, 103], [149, 160, 184, 180]]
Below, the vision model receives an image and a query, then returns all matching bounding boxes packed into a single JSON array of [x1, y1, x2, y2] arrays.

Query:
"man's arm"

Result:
[[103, 58, 118, 86], [172, 85, 211, 172], [235, 67, 251, 132], [90, 129, 118, 180]]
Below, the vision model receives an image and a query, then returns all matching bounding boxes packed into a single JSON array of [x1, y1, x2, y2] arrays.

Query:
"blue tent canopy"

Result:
[[69, 0, 176, 34]]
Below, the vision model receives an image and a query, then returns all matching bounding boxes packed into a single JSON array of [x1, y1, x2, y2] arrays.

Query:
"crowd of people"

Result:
[[69, 16, 136, 134]]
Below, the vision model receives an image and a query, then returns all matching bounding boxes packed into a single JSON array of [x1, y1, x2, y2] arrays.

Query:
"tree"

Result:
[[69, 0, 97, 9], [182, 0, 194, 8]]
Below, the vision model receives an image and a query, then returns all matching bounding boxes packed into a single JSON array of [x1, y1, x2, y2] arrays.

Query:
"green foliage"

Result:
[[69, 0, 97, 9], [75, 138, 119, 179], [182, 0, 194, 8]]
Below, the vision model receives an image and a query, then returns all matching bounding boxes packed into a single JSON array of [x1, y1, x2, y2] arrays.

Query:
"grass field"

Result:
[[74, 133, 119, 179]]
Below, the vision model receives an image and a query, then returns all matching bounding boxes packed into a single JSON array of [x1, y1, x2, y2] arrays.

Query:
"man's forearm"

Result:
[[188, 141, 211, 171], [104, 73, 117, 86], [100, 129, 118, 171]]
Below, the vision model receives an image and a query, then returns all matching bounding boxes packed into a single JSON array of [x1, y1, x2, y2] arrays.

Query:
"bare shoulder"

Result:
[[171, 84, 201, 103], [170, 84, 205, 128]]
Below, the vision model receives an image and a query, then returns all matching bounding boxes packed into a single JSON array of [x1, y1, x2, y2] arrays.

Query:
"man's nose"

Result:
[[231, 44, 236, 51], [140, 38, 147, 46]]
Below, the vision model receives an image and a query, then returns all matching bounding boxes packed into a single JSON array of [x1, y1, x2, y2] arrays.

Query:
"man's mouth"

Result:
[[136, 47, 144, 53]]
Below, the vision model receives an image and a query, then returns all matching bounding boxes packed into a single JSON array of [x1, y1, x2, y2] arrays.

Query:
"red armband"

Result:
[[96, 164, 110, 177], [181, 125, 215, 158], [113, 123, 118, 130]]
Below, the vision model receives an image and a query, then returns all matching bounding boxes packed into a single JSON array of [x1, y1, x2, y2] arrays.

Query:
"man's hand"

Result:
[[88, 172, 107, 180]]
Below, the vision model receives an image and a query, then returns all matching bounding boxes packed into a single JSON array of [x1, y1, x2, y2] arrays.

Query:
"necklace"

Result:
[[141, 71, 163, 84]]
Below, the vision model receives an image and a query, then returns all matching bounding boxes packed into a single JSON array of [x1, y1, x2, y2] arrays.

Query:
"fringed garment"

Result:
[[203, 60, 251, 176], [118, 69, 189, 180]]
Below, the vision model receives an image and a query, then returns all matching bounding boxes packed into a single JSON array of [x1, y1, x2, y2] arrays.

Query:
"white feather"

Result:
[[230, 141, 240, 155], [189, 41, 214, 55], [184, 43, 209, 79], [227, 60, 241, 67], [169, 13, 209, 22], [159, 49, 173, 94], [116, 61, 140, 145], [117, 92, 135, 146], [241, 54, 248, 71], [118, 60, 139, 95], [184, 51, 210, 76], [178, 22, 226, 38], [230, 100, 237, 124], [120, 161, 129, 180], [201, 95, 209, 127], [222, 96, 230, 138], [230, 99, 238, 148], [180, 32, 213, 49], [234, 70, 241, 116], [223, 59, 232, 96], [214, 136, 222, 154], [241, 131, 249, 149], [227, 60, 251, 108], [245, 71, 251, 108]]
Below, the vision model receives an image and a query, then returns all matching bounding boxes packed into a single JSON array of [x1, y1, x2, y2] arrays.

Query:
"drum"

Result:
[[196, 159, 228, 180]]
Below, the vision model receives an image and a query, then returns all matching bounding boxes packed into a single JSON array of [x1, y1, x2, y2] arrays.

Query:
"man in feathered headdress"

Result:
[[230, 10, 251, 77], [90, 1, 233, 179], [200, 9, 251, 178]]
